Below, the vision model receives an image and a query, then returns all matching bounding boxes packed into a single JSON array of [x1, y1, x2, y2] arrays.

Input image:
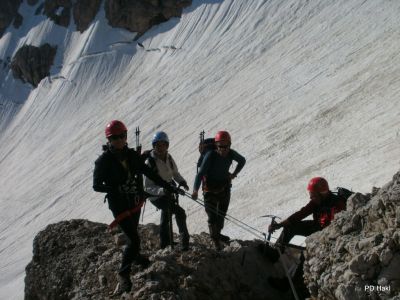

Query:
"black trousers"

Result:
[[112, 209, 141, 274], [204, 188, 231, 234], [151, 195, 189, 247], [276, 220, 321, 247]]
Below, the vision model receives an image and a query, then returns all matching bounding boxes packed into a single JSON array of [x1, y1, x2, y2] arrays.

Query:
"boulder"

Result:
[[11, 44, 57, 87]]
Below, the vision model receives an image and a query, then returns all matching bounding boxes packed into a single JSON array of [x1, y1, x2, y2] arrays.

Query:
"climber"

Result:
[[192, 130, 246, 250]]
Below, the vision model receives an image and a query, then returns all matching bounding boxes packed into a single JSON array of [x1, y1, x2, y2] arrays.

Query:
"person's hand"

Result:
[[180, 181, 189, 191], [191, 191, 198, 200], [176, 187, 186, 195], [268, 222, 282, 233], [170, 185, 185, 195]]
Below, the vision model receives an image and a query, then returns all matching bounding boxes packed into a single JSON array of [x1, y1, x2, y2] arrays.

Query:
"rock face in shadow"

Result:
[[73, 0, 102, 32], [104, 0, 192, 36], [0, 0, 23, 38], [42, 0, 102, 32], [304, 171, 400, 299], [11, 44, 57, 87], [39, 0, 192, 34], [43, 0, 73, 28], [24, 219, 288, 300]]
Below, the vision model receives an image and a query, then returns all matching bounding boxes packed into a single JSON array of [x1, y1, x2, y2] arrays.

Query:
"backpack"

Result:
[[333, 187, 354, 202], [197, 138, 216, 172]]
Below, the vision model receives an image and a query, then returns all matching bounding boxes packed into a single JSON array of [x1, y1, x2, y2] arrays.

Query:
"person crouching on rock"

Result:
[[268, 177, 346, 254], [93, 120, 181, 295], [192, 131, 246, 250]]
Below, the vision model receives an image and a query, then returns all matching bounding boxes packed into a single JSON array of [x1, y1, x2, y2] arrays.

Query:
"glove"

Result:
[[174, 186, 186, 196], [166, 184, 185, 196], [180, 181, 189, 191], [191, 191, 198, 200], [268, 222, 282, 234]]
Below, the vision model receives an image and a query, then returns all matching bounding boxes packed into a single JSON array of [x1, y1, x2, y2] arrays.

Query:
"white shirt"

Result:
[[144, 150, 186, 201]]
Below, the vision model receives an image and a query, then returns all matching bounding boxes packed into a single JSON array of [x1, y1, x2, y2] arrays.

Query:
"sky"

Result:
[[0, 0, 399, 298]]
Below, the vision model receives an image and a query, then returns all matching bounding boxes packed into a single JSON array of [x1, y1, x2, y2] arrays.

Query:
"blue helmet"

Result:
[[152, 131, 169, 145]]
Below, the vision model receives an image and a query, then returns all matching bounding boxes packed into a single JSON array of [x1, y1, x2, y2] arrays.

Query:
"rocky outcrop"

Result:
[[43, 0, 72, 27], [0, 0, 23, 38], [25, 219, 288, 300], [40, 0, 192, 34], [42, 0, 102, 32], [304, 172, 400, 299], [73, 0, 102, 32], [105, 0, 192, 36], [11, 44, 57, 87]]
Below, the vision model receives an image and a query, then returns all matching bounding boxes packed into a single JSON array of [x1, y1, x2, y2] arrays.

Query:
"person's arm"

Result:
[[143, 159, 165, 197], [230, 150, 246, 178], [193, 151, 213, 193], [268, 201, 316, 233], [135, 152, 178, 194], [93, 157, 114, 193], [170, 155, 189, 190], [287, 200, 316, 224]]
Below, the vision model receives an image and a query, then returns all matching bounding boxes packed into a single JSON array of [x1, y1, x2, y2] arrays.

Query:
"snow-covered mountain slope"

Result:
[[0, 0, 399, 298]]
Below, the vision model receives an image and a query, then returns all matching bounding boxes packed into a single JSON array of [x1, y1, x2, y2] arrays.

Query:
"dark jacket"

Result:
[[194, 149, 246, 192], [93, 146, 171, 215], [288, 192, 346, 228]]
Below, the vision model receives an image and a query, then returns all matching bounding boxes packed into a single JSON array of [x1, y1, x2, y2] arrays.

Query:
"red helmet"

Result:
[[307, 177, 329, 193], [215, 131, 231, 143], [105, 120, 127, 138]]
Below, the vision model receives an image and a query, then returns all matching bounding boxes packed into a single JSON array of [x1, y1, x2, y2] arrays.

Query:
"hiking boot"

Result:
[[180, 236, 190, 251], [219, 233, 230, 243], [257, 243, 280, 263], [213, 238, 222, 251], [113, 273, 132, 295], [135, 254, 151, 268], [268, 276, 290, 291]]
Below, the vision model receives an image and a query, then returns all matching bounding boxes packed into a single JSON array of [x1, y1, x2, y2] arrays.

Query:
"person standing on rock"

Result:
[[93, 120, 183, 295], [192, 131, 246, 250], [143, 131, 190, 251]]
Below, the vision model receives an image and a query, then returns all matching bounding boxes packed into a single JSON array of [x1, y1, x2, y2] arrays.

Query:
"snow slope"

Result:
[[0, 0, 399, 298]]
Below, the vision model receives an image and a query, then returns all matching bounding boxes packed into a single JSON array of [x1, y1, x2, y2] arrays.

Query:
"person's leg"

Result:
[[114, 212, 141, 294], [151, 197, 170, 248], [261, 220, 320, 263], [118, 212, 141, 274], [204, 192, 221, 249], [276, 220, 320, 248], [216, 188, 231, 242], [172, 203, 190, 250]]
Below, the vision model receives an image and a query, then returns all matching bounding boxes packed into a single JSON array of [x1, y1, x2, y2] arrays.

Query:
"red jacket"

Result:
[[288, 192, 346, 228]]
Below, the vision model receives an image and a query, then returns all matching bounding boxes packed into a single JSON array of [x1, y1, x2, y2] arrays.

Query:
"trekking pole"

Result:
[[200, 130, 205, 144], [197, 130, 205, 173], [168, 194, 174, 249], [134, 126, 145, 223], [135, 126, 142, 154]]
